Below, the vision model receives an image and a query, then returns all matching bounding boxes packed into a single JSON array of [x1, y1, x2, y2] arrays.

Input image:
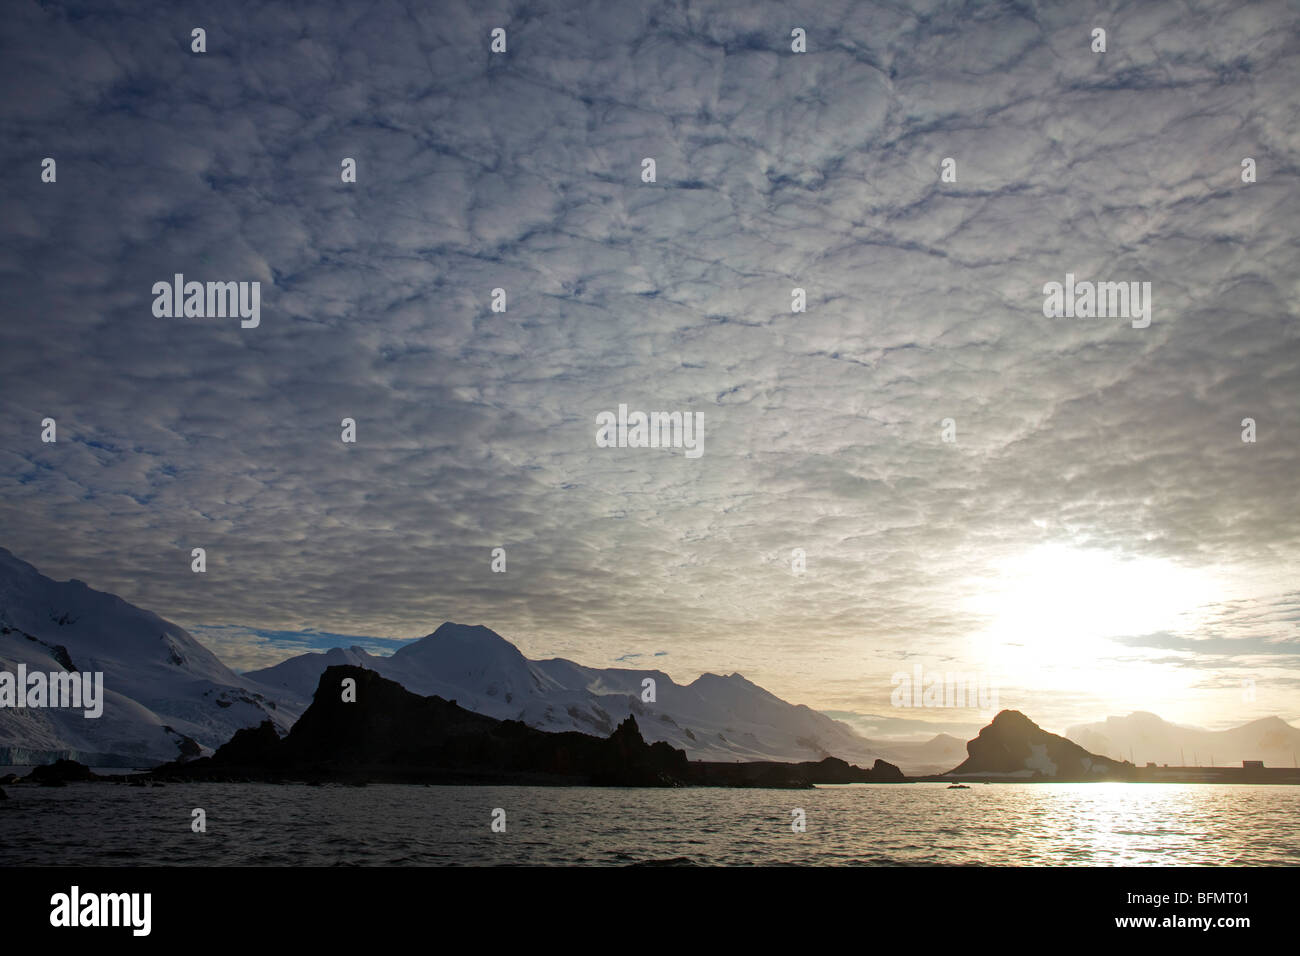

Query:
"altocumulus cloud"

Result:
[[0, 0, 1297, 731]]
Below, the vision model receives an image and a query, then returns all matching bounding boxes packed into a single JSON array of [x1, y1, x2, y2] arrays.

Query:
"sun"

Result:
[[963, 543, 1219, 681]]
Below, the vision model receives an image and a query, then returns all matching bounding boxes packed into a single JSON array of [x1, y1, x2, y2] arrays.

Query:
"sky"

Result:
[[1, 0, 1298, 738]]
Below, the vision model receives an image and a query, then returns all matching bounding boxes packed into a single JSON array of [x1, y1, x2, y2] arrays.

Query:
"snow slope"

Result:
[[0, 547, 298, 765]]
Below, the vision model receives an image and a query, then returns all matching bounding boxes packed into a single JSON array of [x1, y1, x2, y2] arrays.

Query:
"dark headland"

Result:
[[141, 665, 906, 788]]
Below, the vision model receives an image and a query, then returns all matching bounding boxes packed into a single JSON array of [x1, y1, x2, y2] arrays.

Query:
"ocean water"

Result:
[[1, 781, 1296, 866]]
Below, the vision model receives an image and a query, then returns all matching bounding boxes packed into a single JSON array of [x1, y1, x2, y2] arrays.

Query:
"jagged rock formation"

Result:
[[157, 665, 906, 789], [246, 622, 901, 767], [160, 665, 692, 786]]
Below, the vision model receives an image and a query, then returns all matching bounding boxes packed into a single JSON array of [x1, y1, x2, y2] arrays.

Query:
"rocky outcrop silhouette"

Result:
[[946, 710, 1130, 780], [153, 665, 907, 788], [157, 665, 693, 786], [24, 758, 97, 786], [211, 719, 282, 766]]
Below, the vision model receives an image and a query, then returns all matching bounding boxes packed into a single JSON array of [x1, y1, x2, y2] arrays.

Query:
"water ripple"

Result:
[[0, 781, 1295, 866]]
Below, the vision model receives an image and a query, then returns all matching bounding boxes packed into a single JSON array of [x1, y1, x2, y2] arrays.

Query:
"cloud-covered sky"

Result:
[[2, 0, 1298, 735]]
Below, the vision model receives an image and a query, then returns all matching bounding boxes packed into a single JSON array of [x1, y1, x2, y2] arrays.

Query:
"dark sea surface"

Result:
[[2, 781, 1296, 866]]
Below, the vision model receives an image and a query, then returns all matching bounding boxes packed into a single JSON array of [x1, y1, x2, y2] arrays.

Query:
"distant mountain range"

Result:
[[244, 622, 950, 770], [943, 710, 1300, 783], [0, 547, 940, 769], [1067, 711, 1300, 769], [2, 545, 1297, 774]]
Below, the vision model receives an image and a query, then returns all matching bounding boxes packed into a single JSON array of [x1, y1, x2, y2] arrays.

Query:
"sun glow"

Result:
[[963, 544, 1220, 687]]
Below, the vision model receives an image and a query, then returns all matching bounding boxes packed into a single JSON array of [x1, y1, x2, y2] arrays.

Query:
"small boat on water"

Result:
[[947, 783, 970, 789]]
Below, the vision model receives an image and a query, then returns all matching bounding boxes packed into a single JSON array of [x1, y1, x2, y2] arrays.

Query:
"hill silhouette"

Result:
[[155, 665, 907, 788]]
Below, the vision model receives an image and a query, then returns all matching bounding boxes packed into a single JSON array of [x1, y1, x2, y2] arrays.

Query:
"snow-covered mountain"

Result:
[[0, 547, 297, 765], [247, 622, 910, 767], [1066, 711, 1300, 768], [0, 543, 950, 770], [19, 537, 1296, 777]]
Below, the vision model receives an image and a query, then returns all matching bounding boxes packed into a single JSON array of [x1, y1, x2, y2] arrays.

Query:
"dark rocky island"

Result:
[[943, 709, 1131, 781]]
